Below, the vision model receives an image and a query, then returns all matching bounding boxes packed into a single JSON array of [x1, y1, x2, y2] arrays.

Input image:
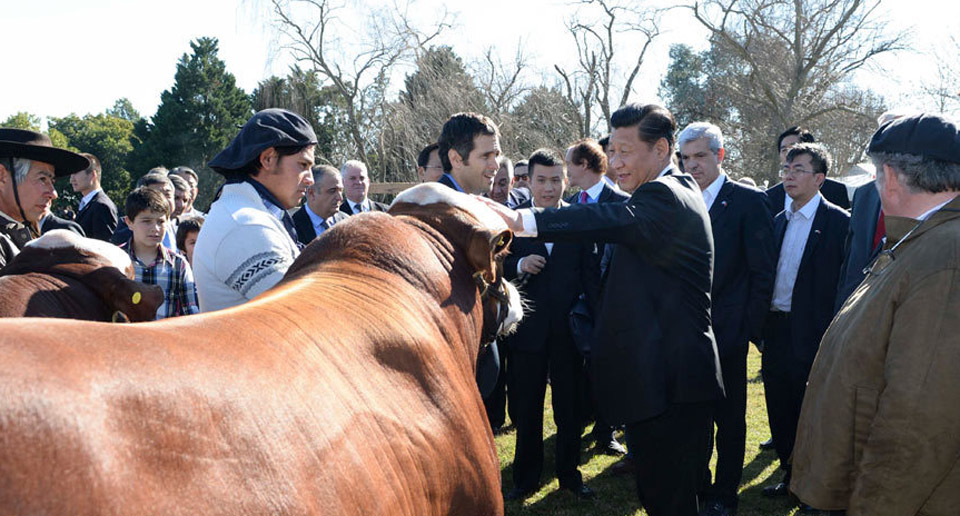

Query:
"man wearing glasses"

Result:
[[760, 142, 849, 501], [791, 114, 960, 515]]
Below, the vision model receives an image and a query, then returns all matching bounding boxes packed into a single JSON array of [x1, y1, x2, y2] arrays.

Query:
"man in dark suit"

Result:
[[39, 209, 85, 236], [761, 143, 849, 499], [292, 165, 348, 247], [482, 103, 724, 516], [69, 153, 118, 241], [766, 127, 851, 213], [503, 149, 601, 501], [834, 180, 883, 311], [338, 160, 388, 215], [564, 137, 629, 457], [678, 123, 777, 516]]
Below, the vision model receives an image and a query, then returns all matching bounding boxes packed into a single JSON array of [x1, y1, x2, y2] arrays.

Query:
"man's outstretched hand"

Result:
[[475, 195, 525, 233]]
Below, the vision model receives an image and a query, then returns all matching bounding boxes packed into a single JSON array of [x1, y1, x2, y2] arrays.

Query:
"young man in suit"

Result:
[[766, 127, 851, 213], [482, 103, 724, 516], [338, 160, 387, 215], [70, 153, 118, 241], [293, 165, 348, 247], [678, 122, 777, 516], [761, 143, 849, 499], [503, 149, 601, 502]]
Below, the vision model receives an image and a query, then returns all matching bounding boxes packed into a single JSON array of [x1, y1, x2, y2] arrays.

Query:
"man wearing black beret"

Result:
[[192, 109, 317, 312], [791, 113, 960, 515]]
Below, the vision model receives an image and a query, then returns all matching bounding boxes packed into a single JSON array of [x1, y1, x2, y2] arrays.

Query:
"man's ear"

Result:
[[124, 215, 132, 227], [448, 148, 463, 170], [0, 163, 8, 187], [717, 148, 726, 163], [257, 147, 278, 174], [654, 137, 671, 161]]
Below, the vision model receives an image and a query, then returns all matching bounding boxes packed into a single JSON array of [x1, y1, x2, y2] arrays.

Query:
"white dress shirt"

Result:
[[516, 199, 556, 274], [771, 192, 822, 311], [701, 173, 726, 211], [349, 199, 370, 214], [917, 197, 956, 221], [78, 188, 101, 212], [582, 178, 606, 203], [304, 203, 333, 236]]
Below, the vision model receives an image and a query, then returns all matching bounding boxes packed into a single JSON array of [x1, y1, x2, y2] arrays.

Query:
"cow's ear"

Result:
[[81, 267, 164, 322], [467, 229, 512, 282]]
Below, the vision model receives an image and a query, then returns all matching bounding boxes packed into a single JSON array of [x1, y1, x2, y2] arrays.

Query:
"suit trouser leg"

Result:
[[484, 349, 508, 430], [626, 402, 713, 516], [507, 348, 548, 491], [709, 346, 749, 505], [548, 328, 585, 489], [761, 314, 805, 474]]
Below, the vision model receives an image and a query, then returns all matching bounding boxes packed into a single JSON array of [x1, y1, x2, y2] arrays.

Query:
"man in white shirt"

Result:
[[292, 165, 348, 246], [339, 160, 387, 215], [760, 143, 849, 500]]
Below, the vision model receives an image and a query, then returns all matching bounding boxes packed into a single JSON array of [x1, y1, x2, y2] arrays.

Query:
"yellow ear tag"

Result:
[[132, 292, 142, 305], [497, 236, 505, 247]]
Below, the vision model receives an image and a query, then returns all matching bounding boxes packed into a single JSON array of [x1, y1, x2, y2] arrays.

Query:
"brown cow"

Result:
[[0, 184, 521, 516], [0, 229, 163, 322]]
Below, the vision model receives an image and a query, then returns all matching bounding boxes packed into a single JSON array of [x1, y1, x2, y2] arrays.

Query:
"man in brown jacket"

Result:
[[791, 113, 960, 515]]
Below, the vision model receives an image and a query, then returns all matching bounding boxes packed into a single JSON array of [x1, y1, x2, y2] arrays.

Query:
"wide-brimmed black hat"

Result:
[[208, 109, 318, 175], [0, 129, 90, 177]]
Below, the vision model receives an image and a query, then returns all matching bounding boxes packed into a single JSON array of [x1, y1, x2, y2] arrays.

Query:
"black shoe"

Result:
[[699, 500, 737, 516], [759, 437, 775, 450], [598, 439, 627, 456], [561, 484, 596, 500], [610, 456, 636, 476], [504, 487, 534, 501], [762, 481, 790, 497]]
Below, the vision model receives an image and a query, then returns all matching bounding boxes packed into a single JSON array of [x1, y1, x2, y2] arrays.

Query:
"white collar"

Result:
[[703, 173, 726, 200], [80, 188, 101, 206], [350, 198, 367, 212], [585, 178, 606, 200], [304, 202, 327, 228], [786, 191, 822, 221], [917, 197, 956, 221], [657, 164, 673, 178]]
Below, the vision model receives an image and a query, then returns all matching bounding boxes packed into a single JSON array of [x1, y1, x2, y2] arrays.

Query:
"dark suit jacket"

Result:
[[835, 181, 881, 311], [75, 190, 118, 242], [564, 182, 630, 206], [504, 200, 601, 353], [772, 198, 849, 369], [41, 214, 85, 237], [534, 168, 724, 424], [766, 178, 851, 216], [339, 198, 389, 216], [292, 206, 349, 246], [710, 179, 777, 355]]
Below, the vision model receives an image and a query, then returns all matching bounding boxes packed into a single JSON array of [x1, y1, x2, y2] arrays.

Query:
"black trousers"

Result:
[[701, 345, 748, 505], [507, 327, 585, 491], [761, 312, 810, 473], [626, 401, 714, 516], [484, 347, 508, 430]]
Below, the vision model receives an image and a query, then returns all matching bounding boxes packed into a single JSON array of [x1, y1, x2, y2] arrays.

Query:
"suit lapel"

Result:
[[708, 180, 735, 222], [798, 202, 828, 271]]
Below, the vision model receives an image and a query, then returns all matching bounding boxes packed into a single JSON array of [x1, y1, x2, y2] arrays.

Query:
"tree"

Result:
[[49, 113, 138, 203], [505, 86, 582, 159], [556, 0, 661, 136], [107, 98, 142, 123], [2, 112, 42, 132], [132, 37, 253, 209], [919, 36, 960, 117]]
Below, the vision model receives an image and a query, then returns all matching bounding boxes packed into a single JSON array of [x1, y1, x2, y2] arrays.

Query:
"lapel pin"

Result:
[[721, 200, 727, 207], [814, 229, 822, 235]]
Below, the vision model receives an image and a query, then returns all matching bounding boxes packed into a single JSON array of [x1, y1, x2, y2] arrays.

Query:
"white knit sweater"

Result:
[[192, 182, 300, 312]]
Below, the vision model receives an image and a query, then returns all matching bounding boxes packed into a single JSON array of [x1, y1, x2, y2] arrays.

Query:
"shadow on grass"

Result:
[[741, 445, 777, 486]]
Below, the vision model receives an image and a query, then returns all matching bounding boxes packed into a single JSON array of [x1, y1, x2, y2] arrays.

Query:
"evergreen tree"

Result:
[[49, 113, 137, 204]]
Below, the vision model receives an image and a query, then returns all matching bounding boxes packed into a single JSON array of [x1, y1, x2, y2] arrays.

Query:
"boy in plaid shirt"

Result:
[[121, 187, 199, 319]]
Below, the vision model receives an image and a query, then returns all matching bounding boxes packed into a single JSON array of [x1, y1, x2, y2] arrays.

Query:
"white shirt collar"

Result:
[[702, 173, 726, 209], [80, 188, 101, 208], [585, 178, 606, 200], [351, 199, 367, 213], [657, 164, 673, 178], [304, 203, 327, 229], [786, 191, 822, 221], [917, 197, 956, 221]]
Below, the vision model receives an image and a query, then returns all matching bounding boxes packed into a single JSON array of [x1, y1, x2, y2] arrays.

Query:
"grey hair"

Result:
[[869, 151, 960, 194], [677, 122, 724, 155], [10, 158, 32, 183], [340, 160, 367, 175], [310, 164, 340, 189], [168, 173, 190, 193]]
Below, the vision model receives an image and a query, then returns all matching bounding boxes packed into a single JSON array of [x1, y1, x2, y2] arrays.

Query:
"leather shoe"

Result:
[[699, 500, 737, 516], [561, 484, 596, 500], [610, 456, 636, 476], [504, 487, 534, 501], [759, 437, 775, 450], [598, 439, 627, 456], [761, 481, 790, 497]]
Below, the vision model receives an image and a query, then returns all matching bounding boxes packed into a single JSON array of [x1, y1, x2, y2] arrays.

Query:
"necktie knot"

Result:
[[578, 191, 589, 204]]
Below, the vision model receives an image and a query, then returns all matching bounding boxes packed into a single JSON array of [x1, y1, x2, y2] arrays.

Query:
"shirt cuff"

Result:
[[518, 209, 538, 237], [516, 257, 525, 276]]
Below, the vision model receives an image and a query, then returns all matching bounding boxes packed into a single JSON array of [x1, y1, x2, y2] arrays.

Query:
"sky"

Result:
[[0, 0, 952, 126]]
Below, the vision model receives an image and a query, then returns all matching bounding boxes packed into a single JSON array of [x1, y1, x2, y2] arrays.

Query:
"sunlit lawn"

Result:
[[495, 346, 802, 515]]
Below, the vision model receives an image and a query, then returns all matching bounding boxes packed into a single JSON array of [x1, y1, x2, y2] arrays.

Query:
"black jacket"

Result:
[[75, 190, 118, 242], [835, 181, 881, 311], [40, 214, 85, 237], [534, 168, 724, 424], [292, 206, 349, 246], [710, 179, 777, 353], [766, 178, 850, 216]]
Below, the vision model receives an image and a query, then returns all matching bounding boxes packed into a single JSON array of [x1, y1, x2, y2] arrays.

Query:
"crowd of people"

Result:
[[0, 103, 958, 516]]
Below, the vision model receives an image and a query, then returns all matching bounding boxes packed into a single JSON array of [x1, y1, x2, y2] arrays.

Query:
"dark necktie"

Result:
[[579, 191, 588, 204]]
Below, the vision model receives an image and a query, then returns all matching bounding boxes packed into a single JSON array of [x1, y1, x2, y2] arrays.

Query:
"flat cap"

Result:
[[208, 109, 318, 174], [869, 113, 960, 164]]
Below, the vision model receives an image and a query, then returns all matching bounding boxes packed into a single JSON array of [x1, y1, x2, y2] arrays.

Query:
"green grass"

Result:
[[494, 346, 801, 515]]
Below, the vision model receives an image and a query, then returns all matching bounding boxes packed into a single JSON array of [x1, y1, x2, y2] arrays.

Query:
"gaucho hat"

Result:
[[0, 129, 90, 177], [208, 109, 318, 175]]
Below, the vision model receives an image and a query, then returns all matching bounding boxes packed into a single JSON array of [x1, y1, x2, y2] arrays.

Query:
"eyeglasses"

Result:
[[779, 167, 816, 179]]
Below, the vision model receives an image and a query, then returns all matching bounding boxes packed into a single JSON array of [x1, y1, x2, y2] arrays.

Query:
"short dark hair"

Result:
[[786, 142, 832, 177], [176, 216, 204, 250], [610, 103, 677, 150], [125, 186, 170, 220], [777, 126, 816, 151], [567, 138, 607, 176], [513, 159, 529, 177], [417, 143, 439, 168], [168, 173, 190, 193], [527, 148, 564, 176], [437, 113, 499, 173], [137, 172, 172, 189], [598, 135, 610, 151], [169, 166, 199, 184], [79, 153, 101, 176]]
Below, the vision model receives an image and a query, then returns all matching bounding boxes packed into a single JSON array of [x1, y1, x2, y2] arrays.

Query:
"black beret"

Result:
[[868, 113, 960, 164], [208, 109, 318, 174]]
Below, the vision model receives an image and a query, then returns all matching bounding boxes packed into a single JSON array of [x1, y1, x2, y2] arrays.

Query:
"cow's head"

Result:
[[1, 230, 164, 322], [391, 183, 524, 342]]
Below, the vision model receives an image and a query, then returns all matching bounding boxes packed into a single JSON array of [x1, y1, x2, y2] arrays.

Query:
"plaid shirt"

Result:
[[123, 239, 200, 319]]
